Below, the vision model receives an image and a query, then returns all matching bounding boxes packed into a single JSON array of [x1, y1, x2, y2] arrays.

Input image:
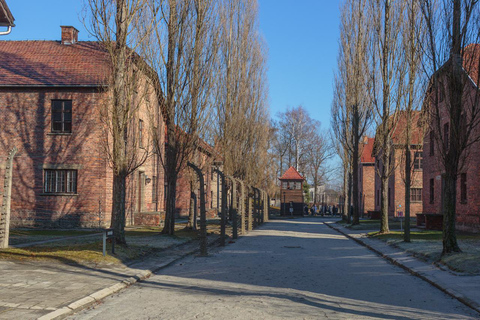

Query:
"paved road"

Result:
[[70, 218, 480, 319]]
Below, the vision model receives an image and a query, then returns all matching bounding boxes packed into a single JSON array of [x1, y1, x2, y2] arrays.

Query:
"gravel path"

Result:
[[70, 218, 480, 319]]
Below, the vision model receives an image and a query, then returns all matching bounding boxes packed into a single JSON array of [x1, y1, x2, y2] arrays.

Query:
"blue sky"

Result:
[[4, 0, 341, 131], [258, 0, 340, 129]]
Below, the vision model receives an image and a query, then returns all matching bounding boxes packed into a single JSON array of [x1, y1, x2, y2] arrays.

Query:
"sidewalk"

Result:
[[0, 235, 220, 320], [326, 222, 480, 315]]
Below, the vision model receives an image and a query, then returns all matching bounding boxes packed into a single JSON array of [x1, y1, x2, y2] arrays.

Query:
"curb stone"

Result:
[[36, 236, 222, 320], [324, 222, 480, 315]]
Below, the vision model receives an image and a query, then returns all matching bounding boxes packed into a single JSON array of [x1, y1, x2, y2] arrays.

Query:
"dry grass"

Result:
[[0, 222, 220, 267], [368, 230, 480, 274]]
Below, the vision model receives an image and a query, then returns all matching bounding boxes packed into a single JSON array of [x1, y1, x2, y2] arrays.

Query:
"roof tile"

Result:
[[279, 166, 304, 181], [0, 41, 110, 86]]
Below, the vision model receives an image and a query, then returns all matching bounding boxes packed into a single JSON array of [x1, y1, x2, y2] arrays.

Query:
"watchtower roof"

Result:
[[279, 166, 304, 181]]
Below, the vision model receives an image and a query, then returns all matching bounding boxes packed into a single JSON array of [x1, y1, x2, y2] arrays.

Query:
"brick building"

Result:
[[423, 44, 480, 232], [374, 112, 424, 218], [358, 137, 375, 216], [279, 166, 304, 215], [0, 26, 165, 228]]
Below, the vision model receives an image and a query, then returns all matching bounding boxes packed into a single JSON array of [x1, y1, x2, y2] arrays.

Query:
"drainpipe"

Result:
[[0, 26, 12, 36]]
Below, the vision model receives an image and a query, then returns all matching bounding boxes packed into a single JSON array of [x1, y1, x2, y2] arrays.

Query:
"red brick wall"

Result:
[[423, 81, 480, 232], [374, 147, 423, 218], [359, 163, 375, 214], [0, 85, 165, 228], [0, 88, 109, 228]]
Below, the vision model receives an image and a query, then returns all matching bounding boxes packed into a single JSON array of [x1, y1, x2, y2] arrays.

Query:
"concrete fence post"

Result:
[[187, 162, 207, 256], [248, 186, 253, 231], [239, 180, 246, 235], [214, 168, 227, 246], [228, 176, 238, 239], [1, 147, 18, 249]]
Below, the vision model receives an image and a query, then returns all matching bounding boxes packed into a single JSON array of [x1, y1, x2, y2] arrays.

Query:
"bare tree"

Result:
[[277, 106, 317, 174], [369, 0, 406, 233], [86, 0, 153, 244], [332, 0, 372, 225], [142, 0, 219, 235], [421, 0, 480, 253], [305, 130, 332, 205], [399, 0, 426, 242], [215, 0, 270, 187]]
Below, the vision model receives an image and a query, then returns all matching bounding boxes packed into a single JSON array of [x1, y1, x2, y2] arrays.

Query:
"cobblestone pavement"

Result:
[[0, 238, 217, 320], [69, 219, 480, 320], [326, 221, 480, 315]]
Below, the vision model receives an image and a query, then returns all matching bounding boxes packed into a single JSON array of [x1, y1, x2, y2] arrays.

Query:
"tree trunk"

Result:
[[442, 171, 460, 253], [109, 0, 129, 246], [404, 142, 411, 242], [111, 171, 127, 245], [380, 142, 391, 233], [163, 177, 177, 235], [352, 106, 360, 225], [441, 0, 462, 254], [343, 164, 349, 220], [347, 171, 352, 224]]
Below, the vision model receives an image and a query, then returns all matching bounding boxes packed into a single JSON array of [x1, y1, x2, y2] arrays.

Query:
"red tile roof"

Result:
[[0, 41, 110, 86], [463, 43, 480, 86], [279, 166, 304, 181], [360, 137, 375, 163], [391, 111, 423, 145]]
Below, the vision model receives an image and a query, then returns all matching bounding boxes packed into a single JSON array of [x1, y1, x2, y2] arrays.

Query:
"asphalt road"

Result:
[[70, 218, 480, 319]]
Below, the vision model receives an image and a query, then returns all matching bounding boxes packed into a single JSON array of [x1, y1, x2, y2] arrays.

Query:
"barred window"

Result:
[[414, 152, 423, 170], [52, 100, 72, 133], [139, 119, 144, 148], [44, 170, 77, 194], [411, 188, 422, 202]]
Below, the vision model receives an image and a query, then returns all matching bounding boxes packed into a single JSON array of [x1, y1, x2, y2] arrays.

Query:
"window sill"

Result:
[[39, 193, 78, 196], [48, 133, 72, 136]]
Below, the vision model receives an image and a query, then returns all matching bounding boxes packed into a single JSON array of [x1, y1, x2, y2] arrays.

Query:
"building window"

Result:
[[139, 119, 144, 148], [282, 182, 287, 189], [439, 82, 445, 102], [44, 169, 77, 194], [429, 179, 434, 204], [430, 130, 434, 156], [296, 182, 302, 190], [414, 152, 423, 170], [411, 188, 422, 202], [444, 122, 449, 150], [152, 175, 157, 203], [52, 100, 72, 133], [460, 173, 467, 203]]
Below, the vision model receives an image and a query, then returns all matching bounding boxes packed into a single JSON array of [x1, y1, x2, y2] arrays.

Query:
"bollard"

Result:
[[103, 228, 115, 256]]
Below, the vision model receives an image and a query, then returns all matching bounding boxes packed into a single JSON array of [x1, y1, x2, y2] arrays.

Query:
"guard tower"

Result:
[[279, 166, 305, 215]]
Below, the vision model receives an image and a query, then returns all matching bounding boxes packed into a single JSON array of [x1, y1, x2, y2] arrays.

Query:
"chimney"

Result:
[[61, 26, 79, 45]]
